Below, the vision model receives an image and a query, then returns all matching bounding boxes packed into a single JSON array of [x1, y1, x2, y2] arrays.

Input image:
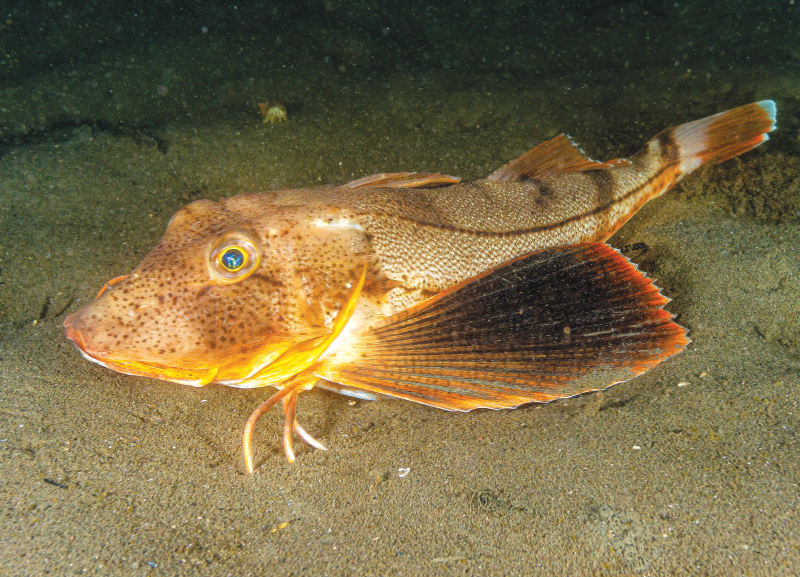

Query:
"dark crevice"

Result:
[[0, 119, 168, 158]]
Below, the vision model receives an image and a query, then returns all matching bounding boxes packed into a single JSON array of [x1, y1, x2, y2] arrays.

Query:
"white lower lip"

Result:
[[77, 349, 205, 387], [78, 348, 114, 370]]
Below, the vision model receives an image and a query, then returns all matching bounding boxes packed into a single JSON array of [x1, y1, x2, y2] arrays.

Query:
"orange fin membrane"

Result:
[[663, 100, 777, 174], [242, 265, 368, 474], [487, 134, 630, 182], [345, 172, 460, 189], [323, 243, 689, 411]]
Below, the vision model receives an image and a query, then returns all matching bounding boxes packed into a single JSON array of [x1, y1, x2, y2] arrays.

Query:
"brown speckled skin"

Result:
[[63, 147, 664, 384], [63, 101, 776, 388], [65, 192, 374, 383]]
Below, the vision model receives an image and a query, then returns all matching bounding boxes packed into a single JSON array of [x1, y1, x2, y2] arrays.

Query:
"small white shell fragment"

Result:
[[677, 381, 690, 387], [398, 467, 410, 478]]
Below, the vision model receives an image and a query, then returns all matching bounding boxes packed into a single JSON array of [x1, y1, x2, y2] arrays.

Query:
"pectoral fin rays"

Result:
[[318, 242, 689, 411], [245, 243, 688, 473], [242, 264, 368, 474], [242, 375, 326, 475]]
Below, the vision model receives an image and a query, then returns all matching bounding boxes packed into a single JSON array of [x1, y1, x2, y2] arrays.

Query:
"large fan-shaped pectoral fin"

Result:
[[313, 243, 689, 411]]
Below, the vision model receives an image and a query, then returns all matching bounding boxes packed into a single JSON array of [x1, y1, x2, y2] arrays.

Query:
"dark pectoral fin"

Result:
[[345, 172, 460, 189], [487, 134, 630, 182], [322, 243, 689, 411]]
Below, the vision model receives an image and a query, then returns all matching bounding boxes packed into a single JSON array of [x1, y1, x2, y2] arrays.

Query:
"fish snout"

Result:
[[63, 309, 90, 351], [63, 303, 115, 359]]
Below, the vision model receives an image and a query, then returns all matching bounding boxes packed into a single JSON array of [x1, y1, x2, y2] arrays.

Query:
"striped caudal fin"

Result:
[[658, 100, 777, 176], [596, 101, 777, 241]]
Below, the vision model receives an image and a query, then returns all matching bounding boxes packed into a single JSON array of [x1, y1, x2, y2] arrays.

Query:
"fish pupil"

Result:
[[221, 248, 245, 271]]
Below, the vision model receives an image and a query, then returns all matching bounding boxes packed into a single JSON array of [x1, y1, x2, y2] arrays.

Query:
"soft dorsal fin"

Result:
[[345, 172, 460, 189], [314, 243, 688, 411], [487, 134, 630, 182]]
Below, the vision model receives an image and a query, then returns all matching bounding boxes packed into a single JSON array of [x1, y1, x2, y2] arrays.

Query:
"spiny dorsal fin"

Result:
[[345, 172, 460, 189], [487, 134, 630, 182], [315, 243, 688, 411]]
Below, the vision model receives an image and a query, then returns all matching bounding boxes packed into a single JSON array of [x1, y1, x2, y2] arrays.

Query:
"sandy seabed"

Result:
[[0, 45, 799, 576]]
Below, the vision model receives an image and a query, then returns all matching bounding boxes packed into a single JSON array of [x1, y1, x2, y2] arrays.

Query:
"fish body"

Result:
[[64, 101, 776, 473]]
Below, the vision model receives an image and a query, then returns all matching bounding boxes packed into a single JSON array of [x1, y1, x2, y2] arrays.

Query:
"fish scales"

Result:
[[64, 101, 777, 473]]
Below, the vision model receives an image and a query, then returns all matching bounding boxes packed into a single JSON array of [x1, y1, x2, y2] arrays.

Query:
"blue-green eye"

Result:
[[211, 235, 259, 282], [220, 247, 246, 271]]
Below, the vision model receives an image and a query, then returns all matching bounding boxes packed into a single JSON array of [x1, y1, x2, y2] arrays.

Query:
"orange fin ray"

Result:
[[242, 384, 296, 474], [242, 376, 326, 474], [345, 172, 460, 189], [662, 100, 777, 174], [241, 265, 369, 473], [487, 134, 630, 182], [95, 275, 128, 299], [318, 243, 689, 411], [280, 390, 328, 462], [282, 391, 299, 463]]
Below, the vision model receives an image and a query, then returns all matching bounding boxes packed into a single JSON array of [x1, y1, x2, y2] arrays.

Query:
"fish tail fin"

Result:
[[595, 101, 777, 241], [653, 100, 777, 177]]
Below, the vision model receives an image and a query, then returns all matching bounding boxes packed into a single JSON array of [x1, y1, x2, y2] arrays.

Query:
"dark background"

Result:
[[3, 0, 796, 82]]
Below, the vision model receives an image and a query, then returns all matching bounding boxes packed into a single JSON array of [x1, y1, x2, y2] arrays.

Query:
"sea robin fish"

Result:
[[64, 101, 776, 474]]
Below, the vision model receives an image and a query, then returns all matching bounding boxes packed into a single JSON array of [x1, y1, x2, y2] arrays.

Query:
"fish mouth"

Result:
[[64, 313, 218, 387]]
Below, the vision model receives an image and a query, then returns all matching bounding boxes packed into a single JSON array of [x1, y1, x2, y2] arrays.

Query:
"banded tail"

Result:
[[664, 100, 777, 174], [601, 100, 777, 238], [481, 100, 776, 247]]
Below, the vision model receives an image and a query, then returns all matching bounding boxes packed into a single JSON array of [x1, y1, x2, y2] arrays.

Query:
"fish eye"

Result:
[[210, 235, 259, 282], [220, 247, 246, 272]]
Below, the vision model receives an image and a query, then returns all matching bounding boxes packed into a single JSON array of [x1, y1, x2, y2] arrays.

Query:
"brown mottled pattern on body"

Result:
[[61, 101, 776, 470], [66, 192, 372, 383]]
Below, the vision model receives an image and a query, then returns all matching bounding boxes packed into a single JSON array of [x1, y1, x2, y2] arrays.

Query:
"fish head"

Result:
[[64, 191, 371, 387]]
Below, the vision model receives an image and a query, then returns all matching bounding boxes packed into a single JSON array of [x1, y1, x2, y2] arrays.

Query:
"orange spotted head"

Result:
[[64, 190, 371, 388]]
